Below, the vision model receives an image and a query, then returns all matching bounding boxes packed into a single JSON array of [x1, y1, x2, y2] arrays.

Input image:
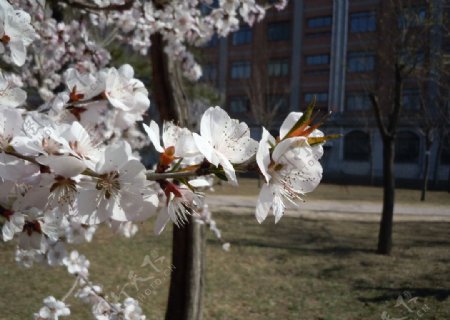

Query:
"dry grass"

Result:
[[212, 178, 450, 206], [1, 208, 449, 319]]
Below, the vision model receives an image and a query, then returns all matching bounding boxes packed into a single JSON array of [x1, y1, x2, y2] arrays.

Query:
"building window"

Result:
[[203, 34, 218, 47], [306, 54, 329, 66], [268, 59, 289, 77], [347, 52, 375, 72], [232, 26, 252, 45], [402, 88, 421, 111], [350, 12, 376, 33], [267, 21, 290, 41], [395, 131, 420, 163], [230, 61, 251, 79], [304, 93, 328, 104], [201, 64, 217, 82], [346, 92, 371, 111], [344, 131, 371, 161], [229, 96, 249, 114], [307, 16, 332, 28], [267, 94, 289, 114]]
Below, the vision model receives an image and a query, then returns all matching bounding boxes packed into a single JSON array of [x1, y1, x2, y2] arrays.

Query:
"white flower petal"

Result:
[[143, 121, 164, 153], [255, 184, 272, 223]]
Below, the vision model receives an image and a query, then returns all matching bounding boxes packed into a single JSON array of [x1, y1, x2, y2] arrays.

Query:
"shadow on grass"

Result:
[[207, 238, 375, 256], [357, 287, 450, 303]]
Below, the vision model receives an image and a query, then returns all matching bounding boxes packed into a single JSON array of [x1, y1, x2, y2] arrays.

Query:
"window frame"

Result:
[[230, 61, 251, 79], [350, 11, 377, 33], [267, 21, 291, 42]]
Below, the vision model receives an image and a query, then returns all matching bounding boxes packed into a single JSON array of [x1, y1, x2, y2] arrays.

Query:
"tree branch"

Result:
[[369, 93, 389, 138]]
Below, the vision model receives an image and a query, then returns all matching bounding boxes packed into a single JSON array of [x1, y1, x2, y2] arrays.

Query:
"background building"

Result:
[[198, 0, 450, 188]]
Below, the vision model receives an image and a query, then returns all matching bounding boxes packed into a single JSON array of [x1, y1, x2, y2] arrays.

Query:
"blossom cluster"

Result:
[[88, 0, 288, 80], [0, 0, 337, 319]]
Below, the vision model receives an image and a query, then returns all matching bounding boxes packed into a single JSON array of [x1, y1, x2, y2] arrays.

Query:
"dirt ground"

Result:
[[1, 209, 449, 319]]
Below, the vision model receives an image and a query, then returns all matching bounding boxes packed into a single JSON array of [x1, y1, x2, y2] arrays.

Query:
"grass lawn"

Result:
[[0, 207, 449, 319], [212, 178, 450, 206]]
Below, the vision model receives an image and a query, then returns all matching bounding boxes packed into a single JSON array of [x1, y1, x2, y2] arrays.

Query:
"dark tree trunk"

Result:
[[377, 136, 395, 254], [420, 132, 433, 201], [165, 219, 205, 320], [149, 32, 206, 320]]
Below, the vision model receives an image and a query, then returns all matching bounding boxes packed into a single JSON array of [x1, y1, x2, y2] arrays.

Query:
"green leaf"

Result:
[[308, 134, 342, 146]]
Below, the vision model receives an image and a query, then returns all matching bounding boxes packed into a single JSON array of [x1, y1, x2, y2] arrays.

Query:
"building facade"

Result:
[[199, 0, 450, 188]]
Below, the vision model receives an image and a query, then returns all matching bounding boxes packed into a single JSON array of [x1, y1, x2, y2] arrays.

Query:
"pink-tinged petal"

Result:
[[279, 112, 302, 139], [76, 190, 101, 225], [273, 192, 286, 223], [272, 137, 306, 163], [37, 155, 86, 177], [256, 184, 272, 223], [0, 153, 39, 182], [216, 152, 237, 186], [119, 159, 145, 182], [256, 127, 274, 183], [193, 133, 218, 166], [0, 86, 26, 107], [1, 107, 23, 137], [119, 64, 134, 79], [189, 178, 212, 188], [9, 40, 26, 66], [143, 121, 164, 153], [154, 209, 171, 235], [96, 141, 131, 173], [200, 106, 232, 145]]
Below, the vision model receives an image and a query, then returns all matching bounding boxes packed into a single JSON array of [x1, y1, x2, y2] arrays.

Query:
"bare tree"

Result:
[[366, 0, 438, 254], [242, 40, 291, 131]]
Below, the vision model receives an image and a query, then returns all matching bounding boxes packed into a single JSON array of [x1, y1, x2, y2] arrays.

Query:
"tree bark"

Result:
[[165, 220, 205, 320], [420, 131, 433, 201], [377, 136, 395, 254], [150, 32, 206, 320]]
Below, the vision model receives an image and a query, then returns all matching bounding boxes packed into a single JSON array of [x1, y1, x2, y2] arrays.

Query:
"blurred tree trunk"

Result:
[[378, 136, 395, 254], [150, 32, 205, 320], [420, 129, 433, 201], [371, 64, 403, 255]]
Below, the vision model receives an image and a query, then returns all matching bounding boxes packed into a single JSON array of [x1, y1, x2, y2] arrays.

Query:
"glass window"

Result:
[[307, 16, 332, 28], [268, 59, 289, 77], [199, 0, 219, 15], [201, 64, 217, 82], [304, 93, 328, 103], [267, 21, 290, 41], [267, 94, 289, 113], [395, 131, 420, 163], [350, 12, 376, 33], [347, 52, 375, 72], [232, 26, 252, 45], [230, 61, 251, 79], [346, 92, 371, 111], [402, 88, 421, 111], [306, 54, 329, 65], [344, 131, 371, 161], [229, 96, 249, 114], [203, 34, 219, 47]]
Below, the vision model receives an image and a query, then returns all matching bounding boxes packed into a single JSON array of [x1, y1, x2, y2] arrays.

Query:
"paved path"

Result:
[[206, 195, 450, 222]]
